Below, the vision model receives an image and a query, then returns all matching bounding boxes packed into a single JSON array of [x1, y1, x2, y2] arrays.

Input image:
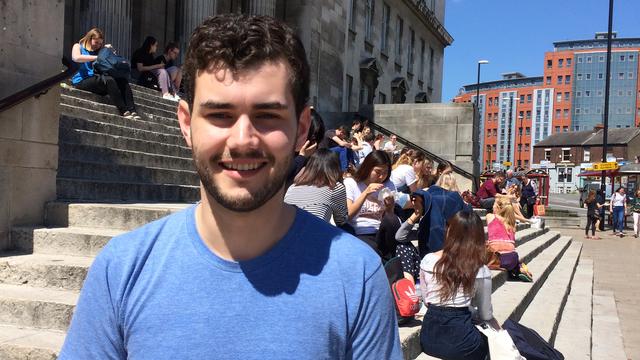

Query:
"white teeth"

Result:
[[225, 163, 261, 171]]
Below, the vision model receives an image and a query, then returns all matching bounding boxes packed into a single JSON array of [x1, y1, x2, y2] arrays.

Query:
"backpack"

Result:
[[502, 319, 565, 360], [94, 47, 131, 79], [392, 278, 420, 318]]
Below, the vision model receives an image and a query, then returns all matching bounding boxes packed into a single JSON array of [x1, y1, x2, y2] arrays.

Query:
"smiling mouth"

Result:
[[218, 161, 268, 171]]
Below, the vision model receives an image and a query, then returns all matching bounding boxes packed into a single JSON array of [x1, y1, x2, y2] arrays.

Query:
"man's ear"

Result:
[[294, 106, 311, 152], [177, 99, 193, 148]]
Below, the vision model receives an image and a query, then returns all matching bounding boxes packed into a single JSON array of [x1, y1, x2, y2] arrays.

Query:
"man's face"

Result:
[[495, 176, 505, 184], [335, 128, 345, 139], [178, 61, 310, 212], [391, 135, 397, 143], [168, 48, 180, 60]]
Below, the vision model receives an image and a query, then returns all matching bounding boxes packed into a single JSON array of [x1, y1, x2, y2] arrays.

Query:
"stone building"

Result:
[[62, 0, 452, 115]]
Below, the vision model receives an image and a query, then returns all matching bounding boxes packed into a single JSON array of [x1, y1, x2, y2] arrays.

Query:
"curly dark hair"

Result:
[[183, 14, 310, 117]]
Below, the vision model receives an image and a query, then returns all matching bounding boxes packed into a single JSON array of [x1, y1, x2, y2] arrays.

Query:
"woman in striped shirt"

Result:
[[285, 149, 348, 227]]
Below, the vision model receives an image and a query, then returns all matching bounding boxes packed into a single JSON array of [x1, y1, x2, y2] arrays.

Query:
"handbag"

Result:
[[476, 323, 526, 360], [503, 319, 565, 359], [534, 204, 545, 216]]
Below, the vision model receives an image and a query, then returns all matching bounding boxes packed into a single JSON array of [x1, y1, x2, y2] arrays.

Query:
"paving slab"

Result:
[[592, 290, 628, 360]]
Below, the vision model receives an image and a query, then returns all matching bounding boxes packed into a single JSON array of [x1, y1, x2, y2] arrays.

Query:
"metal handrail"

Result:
[[368, 122, 478, 187], [0, 57, 76, 113]]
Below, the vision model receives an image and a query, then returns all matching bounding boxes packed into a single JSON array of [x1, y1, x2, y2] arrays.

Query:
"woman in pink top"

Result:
[[486, 197, 532, 282]]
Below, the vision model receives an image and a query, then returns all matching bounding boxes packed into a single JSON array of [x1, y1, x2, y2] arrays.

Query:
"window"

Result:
[[557, 75, 563, 84], [518, 144, 522, 151], [565, 75, 571, 84], [555, 109, 561, 118], [547, 59, 552, 68], [380, 3, 390, 52], [586, 56, 592, 63], [407, 28, 415, 71], [558, 58, 564, 68], [577, 73, 582, 81], [349, 0, 357, 31], [563, 126, 568, 132], [555, 126, 561, 133], [618, 90, 623, 96], [417, 39, 425, 82], [578, 56, 583, 63], [525, 144, 530, 151], [526, 127, 531, 135], [525, 160, 529, 166], [520, 95, 525, 104], [576, 91, 582, 97], [629, 90, 633, 96], [585, 90, 591, 97], [378, 92, 386, 104], [544, 149, 551, 161], [584, 108, 590, 114], [566, 168, 573, 182], [546, 76, 551, 85], [527, 94, 532, 103], [620, 55, 625, 62], [345, 75, 354, 110], [526, 110, 531, 119], [564, 109, 569, 118], [364, 0, 374, 41], [556, 93, 562, 102], [599, 55, 605, 62], [493, 129, 497, 136], [519, 110, 524, 119], [562, 148, 571, 162], [566, 58, 572, 66], [596, 107, 602, 114], [487, 129, 491, 137], [586, 73, 591, 80], [630, 54, 636, 61], [583, 149, 590, 162], [395, 16, 403, 62], [597, 90, 603, 96], [564, 92, 570, 101], [598, 73, 603, 79], [488, 98, 493, 106], [576, 108, 582, 114], [629, 72, 634, 79], [429, 47, 435, 88], [619, 72, 625, 79]]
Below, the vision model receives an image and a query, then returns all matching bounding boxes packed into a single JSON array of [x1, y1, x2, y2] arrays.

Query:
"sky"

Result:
[[442, 0, 639, 102]]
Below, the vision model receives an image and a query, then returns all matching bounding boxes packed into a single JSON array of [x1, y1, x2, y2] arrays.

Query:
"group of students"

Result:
[[283, 112, 536, 358], [70, 28, 183, 121]]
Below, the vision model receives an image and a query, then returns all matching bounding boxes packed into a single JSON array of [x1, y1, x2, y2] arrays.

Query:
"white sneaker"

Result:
[[162, 93, 178, 102], [173, 94, 181, 101]]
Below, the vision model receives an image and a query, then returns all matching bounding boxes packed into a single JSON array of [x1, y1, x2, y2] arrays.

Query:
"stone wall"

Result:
[[0, 0, 64, 249], [374, 102, 480, 190]]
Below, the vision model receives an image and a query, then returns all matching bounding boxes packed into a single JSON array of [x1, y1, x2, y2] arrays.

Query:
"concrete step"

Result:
[[62, 83, 179, 113], [518, 241, 582, 344], [554, 259, 593, 360], [60, 127, 192, 159], [0, 253, 93, 290], [60, 114, 184, 145], [544, 216, 582, 229], [0, 283, 77, 331], [0, 324, 63, 360], [60, 104, 182, 136], [400, 228, 556, 360], [491, 236, 573, 324], [61, 92, 178, 120], [44, 202, 190, 230], [59, 142, 194, 172], [56, 177, 200, 202], [58, 159, 199, 187], [591, 290, 628, 359], [10, 226, 125, 257]]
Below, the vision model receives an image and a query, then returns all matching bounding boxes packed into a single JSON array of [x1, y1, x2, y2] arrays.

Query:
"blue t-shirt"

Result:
[[71, 44, 97, 85], [60, 205, 402, 359]]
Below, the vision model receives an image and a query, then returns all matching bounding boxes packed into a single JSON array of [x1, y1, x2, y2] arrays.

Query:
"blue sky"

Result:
[[442, 0, 639, 101]]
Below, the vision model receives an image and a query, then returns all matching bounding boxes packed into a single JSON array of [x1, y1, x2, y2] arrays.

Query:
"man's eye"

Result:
[[206, 113, 232, 120], [255, 113, 281, 120]]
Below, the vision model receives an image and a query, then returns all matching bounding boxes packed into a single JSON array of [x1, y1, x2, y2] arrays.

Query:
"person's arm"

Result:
[[71, 43, 98, 63], [348, 265, 403, 359], [347, 183, 383, 219], [331, 135, 351, 148], [58, 248, 125, 359], [471, 271, 501, 330], [395, 211, 421, 243], [331, 183, 348, 226], [136, 61, 164, 72]]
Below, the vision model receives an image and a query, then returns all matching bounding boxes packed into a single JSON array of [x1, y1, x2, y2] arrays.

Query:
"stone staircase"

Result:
[[0, 83, 627, 359]]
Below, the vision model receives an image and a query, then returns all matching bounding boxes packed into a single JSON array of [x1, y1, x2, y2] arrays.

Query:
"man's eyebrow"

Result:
[[199, 101, 234, 110], [253, 102, 288, 110]]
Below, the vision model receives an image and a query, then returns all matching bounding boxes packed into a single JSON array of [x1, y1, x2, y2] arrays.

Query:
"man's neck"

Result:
[[194, 188, 297, 262]]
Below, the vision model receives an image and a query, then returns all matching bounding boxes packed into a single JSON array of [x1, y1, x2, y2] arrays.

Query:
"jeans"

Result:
[[613, 206, 625, 233], [330, 146, 356, 171], [75, 75, 136, 114], [420, 305, 488, 360], [479, 197, 495, 212]]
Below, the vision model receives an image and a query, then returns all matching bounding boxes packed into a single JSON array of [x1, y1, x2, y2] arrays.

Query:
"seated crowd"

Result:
[[283, 111, 539, 359]]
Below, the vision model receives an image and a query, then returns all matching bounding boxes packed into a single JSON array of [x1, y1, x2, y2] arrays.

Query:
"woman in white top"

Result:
[[344, 150, 395, 251], [419, 211, 500, 360], [610, 187, 627, 236]]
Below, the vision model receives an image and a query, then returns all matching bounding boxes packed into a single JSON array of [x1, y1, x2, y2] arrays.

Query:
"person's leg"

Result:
[[396, 243, 420, 281], [75, 76, 107, 96], [585, 216, 592, 237], [615, 207, 624, 233], [480, 197, 495, 212], [167, 66, 182, 91], [330, 146, 348, 171], [101, 75, 128, 114], [377, 214, 400, 260], [152, 68, 172, 96], [633, 212, 639, 237], [590, 216, 597, 237], [114, 77, 136, 113]]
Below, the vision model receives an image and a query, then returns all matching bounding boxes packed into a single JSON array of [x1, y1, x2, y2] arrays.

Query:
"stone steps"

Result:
[[62, 83, 179, 114], [11, 226, 125, 257], [543, 216, 582, 229], [0, 324, 65, 360], [0, 253, 93, 290], [56, 177, 200, 202], [0, 283, 77, 331], [554, 259, 593, 360], [60, 104, 181, 135], [61, 91, 178, 120]]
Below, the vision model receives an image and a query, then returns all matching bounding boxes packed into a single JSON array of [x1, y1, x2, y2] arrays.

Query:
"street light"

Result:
[[476, 60, 489, 171]]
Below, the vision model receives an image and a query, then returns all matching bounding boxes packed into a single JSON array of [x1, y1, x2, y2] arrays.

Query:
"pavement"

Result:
[[548, 191, 639, 359]]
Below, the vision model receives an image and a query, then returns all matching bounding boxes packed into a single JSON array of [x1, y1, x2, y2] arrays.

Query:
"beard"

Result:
[[193, 147, 293, 212]]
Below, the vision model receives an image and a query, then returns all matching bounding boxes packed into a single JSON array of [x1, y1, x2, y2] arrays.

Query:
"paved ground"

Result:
[[554, 223, 639, 359]]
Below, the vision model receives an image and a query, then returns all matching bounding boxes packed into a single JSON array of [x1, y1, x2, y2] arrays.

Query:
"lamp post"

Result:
[[476, 60, 489, 172], [505, 94, 516, 169], [601, 0, 614, 197]]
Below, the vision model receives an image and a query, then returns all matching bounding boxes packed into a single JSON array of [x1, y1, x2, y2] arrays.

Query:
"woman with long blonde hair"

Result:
[[71, 28, 140, 119], [486, 197, 532, 281], [435, 172, 460, 193]]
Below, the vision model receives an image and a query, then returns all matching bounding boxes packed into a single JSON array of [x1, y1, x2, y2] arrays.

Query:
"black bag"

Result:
[[502, 319, 564, 360], [94, 47, 131, 79]]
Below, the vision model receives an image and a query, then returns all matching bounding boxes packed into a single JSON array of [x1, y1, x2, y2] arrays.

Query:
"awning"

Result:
[[578, 169, 619, 177]]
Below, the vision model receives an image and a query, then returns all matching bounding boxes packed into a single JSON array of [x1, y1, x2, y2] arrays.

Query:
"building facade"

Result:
[[62, 0, 452, 115], [454, 33, 640, 171]]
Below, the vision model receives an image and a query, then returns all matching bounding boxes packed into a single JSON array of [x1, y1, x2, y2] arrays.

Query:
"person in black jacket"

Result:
[[520, 175, 537, 218]]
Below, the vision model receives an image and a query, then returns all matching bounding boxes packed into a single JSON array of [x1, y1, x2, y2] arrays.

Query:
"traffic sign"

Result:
[[592, 162, 618, 171], [503, 161, 512, 166]]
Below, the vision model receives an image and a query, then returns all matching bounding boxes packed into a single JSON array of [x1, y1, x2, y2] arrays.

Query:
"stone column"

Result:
[[79, 0, 133, 59], [178, 0, 217, 57], [245, 0, 276, 16]]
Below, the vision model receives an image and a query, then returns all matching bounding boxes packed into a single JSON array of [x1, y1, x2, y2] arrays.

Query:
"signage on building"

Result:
[[592, 162, 618, 171], [580, 163, 594, 170], [532, 162, 556, 169], [503, 161, 512, 166]]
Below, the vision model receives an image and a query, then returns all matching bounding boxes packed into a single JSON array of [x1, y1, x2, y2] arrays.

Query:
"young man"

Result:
[[155, 42, 183, 92], [477, 171, 507, 211], [60, 15, 402, 359]]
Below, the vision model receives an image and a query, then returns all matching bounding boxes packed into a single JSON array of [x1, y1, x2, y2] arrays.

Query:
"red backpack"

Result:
[[392, 278, 420, 317]]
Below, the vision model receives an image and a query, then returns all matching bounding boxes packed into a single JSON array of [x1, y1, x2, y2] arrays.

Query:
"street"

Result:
[[547, 192, 586, 215]]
